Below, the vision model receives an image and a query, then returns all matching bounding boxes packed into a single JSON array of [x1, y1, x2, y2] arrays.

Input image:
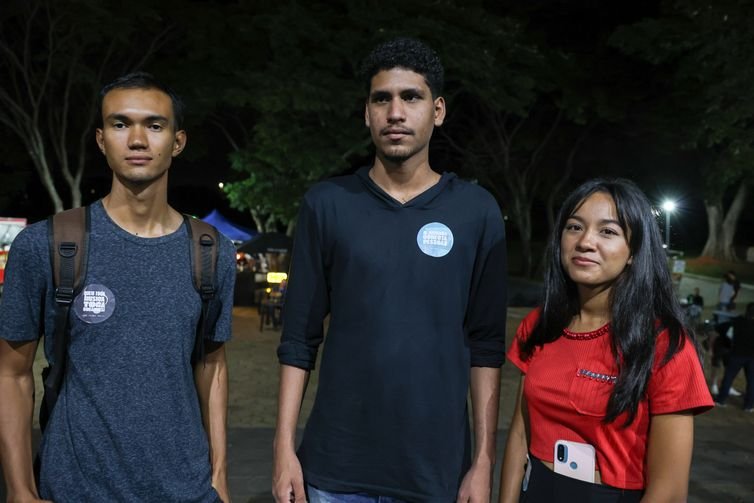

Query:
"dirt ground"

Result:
[[225, 306, 751, 431], [29, 305, 751, 432]]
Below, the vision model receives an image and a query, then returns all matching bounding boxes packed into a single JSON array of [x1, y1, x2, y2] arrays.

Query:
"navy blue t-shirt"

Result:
[[0, 200, 235, 502], [278, 168, 508, 501]]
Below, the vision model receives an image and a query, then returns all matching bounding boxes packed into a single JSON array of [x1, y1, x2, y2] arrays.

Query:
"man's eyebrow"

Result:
[[105, 113, 131, 123], [369, 87, 426, 100], [399, 87, 425, 95], [144, 115, 169, 123], [105, 113, 169, 123], [369, 90, 392, 100]]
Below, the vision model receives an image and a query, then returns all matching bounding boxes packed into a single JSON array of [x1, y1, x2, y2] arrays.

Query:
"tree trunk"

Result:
[[31, 147, 65, 214], [701, 183, 748, 260], [508, 193, 534, 277], [264, 214, 277, 234], [518, 210, 533, 278], [286, 218, 296, 237], [721, 183, 748, 260], [250, 208, 265, 233], [700, 200, 722, 258]]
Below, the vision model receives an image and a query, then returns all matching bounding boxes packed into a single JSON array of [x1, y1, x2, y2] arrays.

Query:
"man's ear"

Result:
[[95, 128, 105, 155], [433, 96, 446, 126], [172, 130, 187, 157], [364, 102, 370, 127]]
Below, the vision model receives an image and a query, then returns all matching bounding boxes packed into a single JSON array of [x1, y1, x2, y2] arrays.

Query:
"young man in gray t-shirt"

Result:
[[0, 73, 235, 502]]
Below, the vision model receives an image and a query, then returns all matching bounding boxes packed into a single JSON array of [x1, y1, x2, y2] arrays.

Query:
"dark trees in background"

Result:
[[204, 1, 613, 275], [0, 0, 176, 213], [612, 0, 754, 260], [2, 0, 751, 269]]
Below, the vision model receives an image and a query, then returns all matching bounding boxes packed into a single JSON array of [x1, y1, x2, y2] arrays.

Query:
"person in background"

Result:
[[685, 287, 704, 326], [499, 178, 713, 503], [718, 270, 741, 311], [713, 303, 754, 412], [687, 287, 704, 309]]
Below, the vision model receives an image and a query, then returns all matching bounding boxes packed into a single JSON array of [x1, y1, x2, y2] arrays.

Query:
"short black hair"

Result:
[[99, 71, 185, 130], [360, 37, 444, 98]]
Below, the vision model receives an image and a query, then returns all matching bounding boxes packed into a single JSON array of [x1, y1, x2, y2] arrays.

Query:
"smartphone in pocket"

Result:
[[553, 439, 596, 483]]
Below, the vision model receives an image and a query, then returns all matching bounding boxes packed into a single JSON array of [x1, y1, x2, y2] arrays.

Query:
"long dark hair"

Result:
[[520, 178, 693, 425]]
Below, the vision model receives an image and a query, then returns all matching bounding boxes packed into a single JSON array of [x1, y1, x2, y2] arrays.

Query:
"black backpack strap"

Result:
[[184, 215, 219, 364], [42, 206, 89, 428]]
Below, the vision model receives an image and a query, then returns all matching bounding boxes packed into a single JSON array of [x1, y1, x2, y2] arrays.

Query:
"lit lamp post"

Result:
[[661, 200, 676, 250]]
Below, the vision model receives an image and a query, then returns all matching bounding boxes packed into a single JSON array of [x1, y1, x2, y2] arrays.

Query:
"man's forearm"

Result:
[[274, 365, 309, 450], [194, 345, 229, 482], [469, 366, 502, 465], [0, 373, 39, 499]]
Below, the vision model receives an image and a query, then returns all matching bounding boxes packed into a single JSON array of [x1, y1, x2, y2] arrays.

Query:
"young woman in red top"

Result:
[[499, 178, 713, 503]]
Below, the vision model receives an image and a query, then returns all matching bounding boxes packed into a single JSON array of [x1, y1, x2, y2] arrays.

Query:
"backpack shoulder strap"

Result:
[[183, 215, 219, 364], [42, 206, 89, 414], [48, 206, 90, 301]]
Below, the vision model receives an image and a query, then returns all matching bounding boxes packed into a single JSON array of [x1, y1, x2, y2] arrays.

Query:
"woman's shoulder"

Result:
[[516, 307, 543, 340], [652, 323, 695, 367]]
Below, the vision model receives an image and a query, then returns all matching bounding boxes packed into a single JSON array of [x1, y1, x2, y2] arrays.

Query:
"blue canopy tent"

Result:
[[201, 210, 257, 243]]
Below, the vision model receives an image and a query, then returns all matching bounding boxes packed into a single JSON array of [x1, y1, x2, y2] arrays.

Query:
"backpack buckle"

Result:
[[199, 234, 214, 247], [55, 286, 75, 304], [200, 284, 215, 300], [59, 242, 77, 258]]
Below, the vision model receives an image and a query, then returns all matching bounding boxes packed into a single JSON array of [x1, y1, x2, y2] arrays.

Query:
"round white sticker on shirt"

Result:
[[73, 284, 116, 324], [417, 222, 454, 257]]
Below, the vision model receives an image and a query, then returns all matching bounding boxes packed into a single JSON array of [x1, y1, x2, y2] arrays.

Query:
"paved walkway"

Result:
[[2, 303, 753, 502]]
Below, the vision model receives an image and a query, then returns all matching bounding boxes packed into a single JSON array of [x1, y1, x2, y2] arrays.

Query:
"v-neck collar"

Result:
[[356, 166, 455, 208]]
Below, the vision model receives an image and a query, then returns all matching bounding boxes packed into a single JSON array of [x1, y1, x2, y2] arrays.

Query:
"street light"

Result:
[[661, 200, 676, 250]]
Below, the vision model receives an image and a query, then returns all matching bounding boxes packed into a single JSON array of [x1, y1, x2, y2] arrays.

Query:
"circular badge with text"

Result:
[[416, 222, 454, 257], [73, 283, 116, 324]]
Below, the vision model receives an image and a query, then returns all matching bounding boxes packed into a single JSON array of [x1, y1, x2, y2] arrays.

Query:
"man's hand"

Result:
[[457, 461, 493, 503], [212, 474, 231, 502], [272, 447, 306, 503]]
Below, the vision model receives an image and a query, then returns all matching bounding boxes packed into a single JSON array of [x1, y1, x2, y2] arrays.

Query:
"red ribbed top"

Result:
[[508, 309, 714, 489]]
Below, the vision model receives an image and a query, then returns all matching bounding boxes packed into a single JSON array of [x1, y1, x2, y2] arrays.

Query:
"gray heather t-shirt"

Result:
[[0, 200, 235, 502]]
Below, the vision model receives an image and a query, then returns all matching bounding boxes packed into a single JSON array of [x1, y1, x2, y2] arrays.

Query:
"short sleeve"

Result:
[[0, 223, 50, 342], [207, 235, 237, 343], [506, 309, 541, 374], [647, 331, 714, 415]]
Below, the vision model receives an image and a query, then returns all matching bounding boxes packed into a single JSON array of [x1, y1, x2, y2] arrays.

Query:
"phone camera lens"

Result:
[[557, 444, 566, 462]]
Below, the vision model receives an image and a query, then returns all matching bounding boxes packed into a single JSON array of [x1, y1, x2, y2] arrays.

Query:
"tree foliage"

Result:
[[611, 0, 754, 259], [4, 1, 750, 266], [211, 0, 604, 260]]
